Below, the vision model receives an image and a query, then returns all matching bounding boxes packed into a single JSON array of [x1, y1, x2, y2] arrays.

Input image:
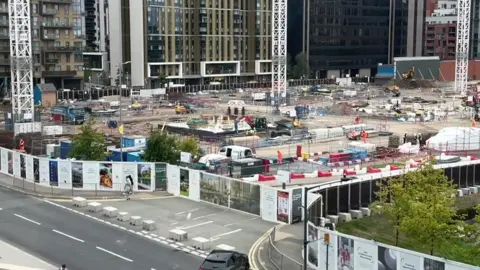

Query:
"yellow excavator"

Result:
[[401, 66, 416, 80]]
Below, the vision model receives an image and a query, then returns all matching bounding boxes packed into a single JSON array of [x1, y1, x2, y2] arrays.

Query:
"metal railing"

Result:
[[267, 228, 303, 270]]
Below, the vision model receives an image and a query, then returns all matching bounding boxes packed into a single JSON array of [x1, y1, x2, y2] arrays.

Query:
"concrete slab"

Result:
[[58, 197, 275, 253]]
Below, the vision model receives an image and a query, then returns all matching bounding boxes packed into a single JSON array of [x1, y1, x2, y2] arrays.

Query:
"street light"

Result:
[[118, 61, 131, 161]]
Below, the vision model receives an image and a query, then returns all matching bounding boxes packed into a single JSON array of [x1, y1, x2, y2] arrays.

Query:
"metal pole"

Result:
[[119, 66, 123, 161], [303, 187, 308, 270]]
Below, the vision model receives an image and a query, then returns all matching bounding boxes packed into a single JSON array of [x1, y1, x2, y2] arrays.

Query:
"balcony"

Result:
[[0, 59, 10, 65], [41, 21, 73, 29], [0, 34, 9, 40], [0, 46, 9, 52], [41, 34, 57, 40], [40, 8, 58, 16], [44, 58, 60, 64], [0, 71, 10, 76], [40, 0, 72, 4], [44, 46, 79, 52], [42, 70, 77, 77], [0, 7, 7, 14], [0, 20, 8, 27]]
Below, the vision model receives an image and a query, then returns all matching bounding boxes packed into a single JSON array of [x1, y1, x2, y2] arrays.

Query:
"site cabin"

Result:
[[219, 145, 254, 160]]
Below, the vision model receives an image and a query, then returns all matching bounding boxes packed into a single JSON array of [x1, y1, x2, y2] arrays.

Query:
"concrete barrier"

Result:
[[72, 197, 87, 207], [87, 202, 102, 213], [360, 207, 371, 217], [102, 206, 118, 218], [142, 220, 156, 231], [349, 210, 363, 219], [338, 213, 352, 222], [192, 237, 211, 250], [169, 229, 187, 241], [326, 215, 339, 224], [117, 212, 130, 222], [130, 216, 143, 226]]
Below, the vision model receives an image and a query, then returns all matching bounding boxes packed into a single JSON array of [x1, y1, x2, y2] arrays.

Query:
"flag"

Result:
[[119, 124, 124, 134]]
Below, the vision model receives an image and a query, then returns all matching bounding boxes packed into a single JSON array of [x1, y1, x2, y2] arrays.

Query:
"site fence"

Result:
[[267, 227, 304, 270], [4, 176, 124, 198]]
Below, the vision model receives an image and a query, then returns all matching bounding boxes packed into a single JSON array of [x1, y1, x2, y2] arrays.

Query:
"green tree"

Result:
[[141, 131, 180, 163], [69, 118, 106, 160], [375, 162, 460, 255], [292, 52, 310, 79], [286, 54, 294, 79], [177, 136, 200, 158]]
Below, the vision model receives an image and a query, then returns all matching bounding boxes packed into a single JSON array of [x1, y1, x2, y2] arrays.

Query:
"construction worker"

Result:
[[472, 119, 477, 127], [19, 139, 24, 151]]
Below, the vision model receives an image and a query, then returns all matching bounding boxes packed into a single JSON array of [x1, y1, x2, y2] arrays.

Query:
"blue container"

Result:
[[110, 150, 123, 161], [121, 136, 147, 148], [294, 106, 308, 119], [60, 140, 72, 159], [127, 152, 143, 162], [34, 85, 42, 105]]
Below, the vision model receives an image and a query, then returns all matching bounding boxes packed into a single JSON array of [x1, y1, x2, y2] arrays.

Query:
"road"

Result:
[[0, 187, 202, 270]]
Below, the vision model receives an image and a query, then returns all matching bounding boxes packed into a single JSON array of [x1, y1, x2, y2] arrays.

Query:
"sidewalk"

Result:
[[0, 238, 57, 269], [0, 173, 140, 199], [254, 223, 310, 270]]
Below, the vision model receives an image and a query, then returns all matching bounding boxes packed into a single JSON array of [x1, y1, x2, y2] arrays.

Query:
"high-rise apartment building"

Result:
[[84, 0, 109, 78], [0, 0, 85, 90], [302, 0, 424, 79], [109, 0, 272, 87], [424, 0, 480, 61]]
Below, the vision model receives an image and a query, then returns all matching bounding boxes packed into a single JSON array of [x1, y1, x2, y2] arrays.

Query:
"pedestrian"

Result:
[[59, 264, 67, 270]]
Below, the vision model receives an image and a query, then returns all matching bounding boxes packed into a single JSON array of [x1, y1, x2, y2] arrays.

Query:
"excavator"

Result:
[[401, 66, 416, 80]]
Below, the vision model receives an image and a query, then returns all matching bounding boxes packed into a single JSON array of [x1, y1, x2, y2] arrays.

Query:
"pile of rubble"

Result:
[[385, 79, 437, 89]]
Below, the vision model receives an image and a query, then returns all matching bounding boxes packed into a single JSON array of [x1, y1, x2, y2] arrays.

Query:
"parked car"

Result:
[[199, 249, 250, 270]]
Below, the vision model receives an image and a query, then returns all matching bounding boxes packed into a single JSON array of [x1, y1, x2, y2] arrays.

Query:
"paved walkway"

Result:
[[254, 223, 314, 270], [0, 237, 57, 269]]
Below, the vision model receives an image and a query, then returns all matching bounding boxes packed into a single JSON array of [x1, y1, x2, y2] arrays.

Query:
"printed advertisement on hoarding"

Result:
[[49, 160, 58, 186], [121, 162, 138, 191], [25, 155, 34, 182], [7, 150, 12, 175], [71, 161, 83, 188], [261, 187, 277, 222], [378, 245, 397, 270], [82, 162, 99, 189], [354, 240, 377, 270], [188, 169, 200, 201], [137, 163, 154, 191], [20, 154, 26, 178], [317, 229, 336, 270], [39, 158, 49, 186], [338, 236, 355, 270], [291, 188, 303, 223], [277, 191, 290, 223], [57, 160, 72, 189], [397, 250, 422, 270], [99, 162, 113, 190]]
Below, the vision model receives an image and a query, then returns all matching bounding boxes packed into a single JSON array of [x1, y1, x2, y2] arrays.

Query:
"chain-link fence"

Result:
[[267, 227, 304, 270]]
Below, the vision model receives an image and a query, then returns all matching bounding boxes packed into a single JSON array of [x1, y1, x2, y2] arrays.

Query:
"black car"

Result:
[[199, 249, 250, 270]]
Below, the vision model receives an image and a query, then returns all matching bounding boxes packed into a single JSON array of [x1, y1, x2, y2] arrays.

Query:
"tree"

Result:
[[141, 131, 180, 163], [286, 54, 294, 79], [373, 162, 461, 255], [292, 52, 310, 79], [177, 136, 200, 158], [114, 67, 121, 87], [69, 118, 106, 161]]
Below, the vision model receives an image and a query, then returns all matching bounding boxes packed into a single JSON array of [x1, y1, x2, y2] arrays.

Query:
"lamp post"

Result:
[[118, 61, 131, 161]]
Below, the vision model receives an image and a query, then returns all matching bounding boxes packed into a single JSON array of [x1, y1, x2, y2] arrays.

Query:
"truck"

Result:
[[51, 106, 86, 125]]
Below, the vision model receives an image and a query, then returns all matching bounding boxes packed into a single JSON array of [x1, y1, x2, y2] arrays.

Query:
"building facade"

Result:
[[109, 0, 272, 87], [84, 0, 109, 82], [424, 0, 480, 61], [303, 0, 424, 79], [0, 0, 85, 91]]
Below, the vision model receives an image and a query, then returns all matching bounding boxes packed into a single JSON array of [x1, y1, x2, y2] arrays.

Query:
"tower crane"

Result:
[[455, 0, 470, 96], [272, 0, 287, 109], [9, 0, 37, 135]]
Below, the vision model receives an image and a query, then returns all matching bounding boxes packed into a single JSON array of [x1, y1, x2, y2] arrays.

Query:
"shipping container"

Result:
[[121, 135, 147, 148], [60, 140, 72, 159]]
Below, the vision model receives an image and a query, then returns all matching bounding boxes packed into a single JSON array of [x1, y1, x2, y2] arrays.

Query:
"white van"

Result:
[[219, 145, 254, 160]]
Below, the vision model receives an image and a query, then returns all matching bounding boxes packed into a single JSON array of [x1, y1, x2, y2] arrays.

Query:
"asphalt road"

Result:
[[0, 187, 202, 270]]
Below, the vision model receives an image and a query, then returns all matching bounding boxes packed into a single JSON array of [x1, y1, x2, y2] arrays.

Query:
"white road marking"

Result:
[[224, 223, 235, 227], [186, 213, 191, 220], [170, 222, 178, 226], [193, 213, 216, 220], [210, 229, 242, 240], [96, 246, 133, 262], [176, 221, 213, 230], [0, 208, 3, 210], [14, 214, 41, 226], [174, 212, 185, 215], [52, 230, 85, 243]]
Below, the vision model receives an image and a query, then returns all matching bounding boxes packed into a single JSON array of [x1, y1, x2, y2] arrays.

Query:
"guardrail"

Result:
[[267, 227, 303, 270]]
